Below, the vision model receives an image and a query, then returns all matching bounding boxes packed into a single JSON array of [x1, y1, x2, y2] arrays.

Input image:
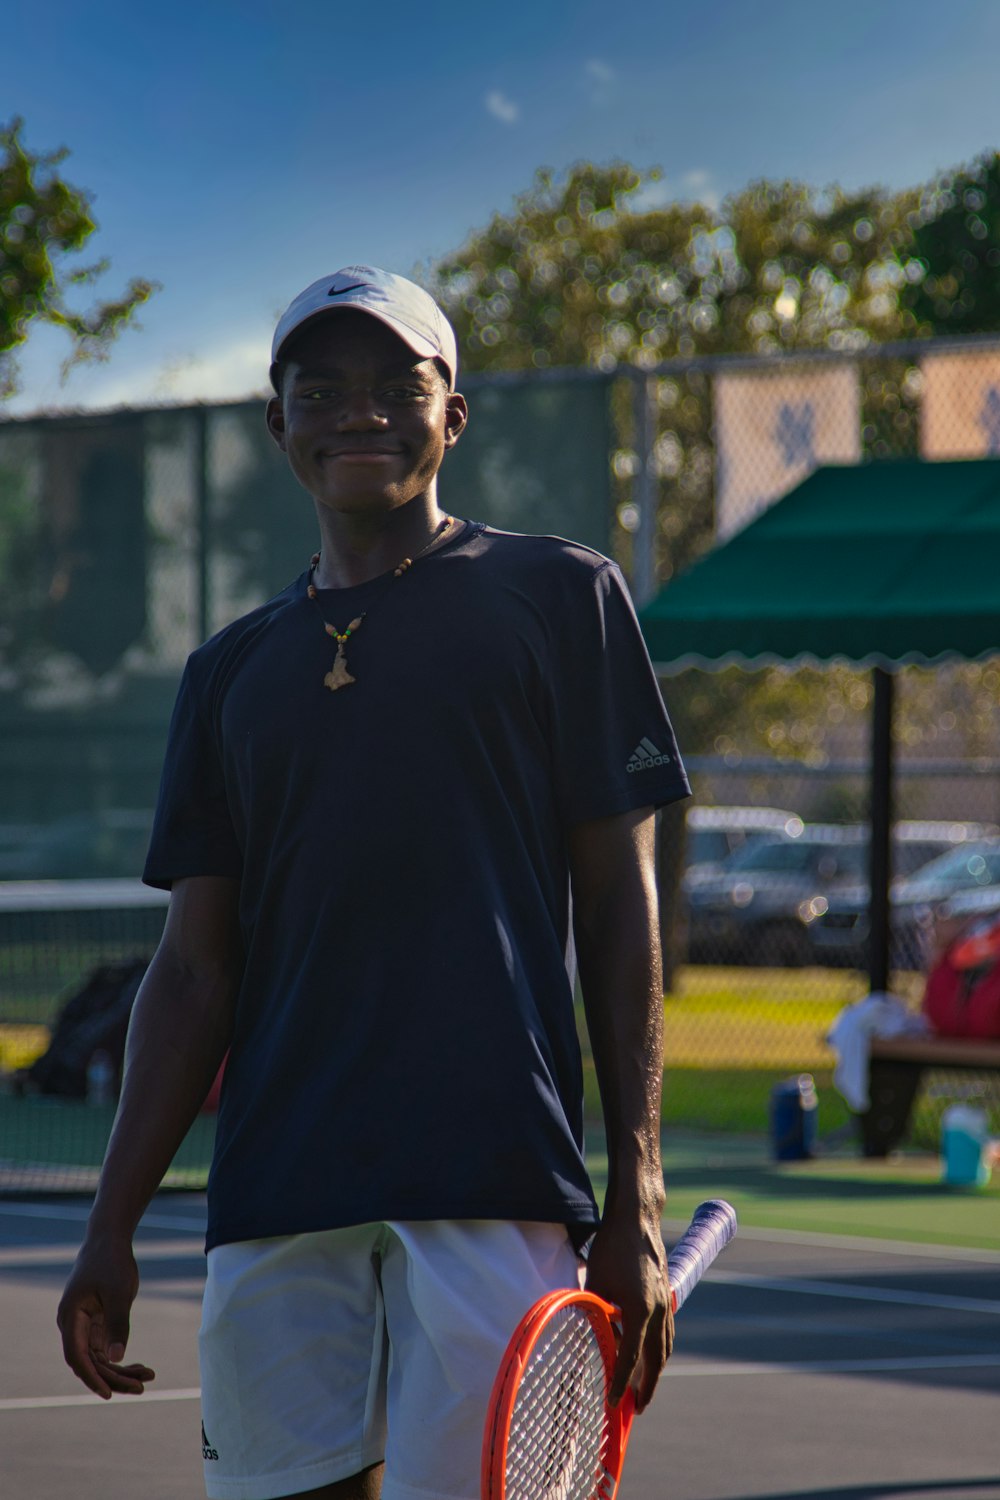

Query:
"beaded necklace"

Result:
[[306, 515, 454, 691]]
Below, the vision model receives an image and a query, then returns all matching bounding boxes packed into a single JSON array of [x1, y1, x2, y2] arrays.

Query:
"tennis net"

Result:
[[0, 879, 215, 1193]]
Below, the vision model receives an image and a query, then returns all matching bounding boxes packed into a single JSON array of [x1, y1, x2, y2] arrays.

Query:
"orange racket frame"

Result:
[[481, 1198, 737, 1500], [481, 1288, 635, 1500]]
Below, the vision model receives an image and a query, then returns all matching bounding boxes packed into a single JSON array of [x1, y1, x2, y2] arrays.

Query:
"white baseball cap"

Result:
[[270, 265, 458, 390]]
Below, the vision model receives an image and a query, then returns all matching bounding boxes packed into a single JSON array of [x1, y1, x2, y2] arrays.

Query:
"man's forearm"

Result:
[[576, 886, 665, 1216], [59, 878, 242, 1399], [86, 949, 237, 1240], [569, 808, 675, 1408], [568, 806, 667, 1216]]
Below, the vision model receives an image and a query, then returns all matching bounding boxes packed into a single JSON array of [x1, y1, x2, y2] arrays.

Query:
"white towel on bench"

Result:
[[827, 993, 929, 1111]]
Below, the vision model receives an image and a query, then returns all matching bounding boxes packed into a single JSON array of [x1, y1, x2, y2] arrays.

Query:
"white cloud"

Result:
[[149, 338, 270, 402], [682, 169, 720, 211], [485, 90, 520, 125], [624, 170, 722, 218], [584, 58, 617, 105], [628, 177, 672, 212], [10, 335, 272, 415]]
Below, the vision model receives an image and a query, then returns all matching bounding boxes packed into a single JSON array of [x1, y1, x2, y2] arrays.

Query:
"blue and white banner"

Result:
[[713, 365, 861, 539], [920, 349, 1000, 459]]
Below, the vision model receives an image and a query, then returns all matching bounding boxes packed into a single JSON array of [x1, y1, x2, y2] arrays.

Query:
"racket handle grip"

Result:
[[667, 1199, 737, 1315]]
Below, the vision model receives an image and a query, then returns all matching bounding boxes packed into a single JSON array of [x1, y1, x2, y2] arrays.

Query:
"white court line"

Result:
[[0, 1202, 206, 1233], [669, 1353, 1000, 1378], [11, 1354, 997, 1407], [1, 1207, 995, 1259], [662, 1219, 1000, 1265], [1, 1206, 996, 1259], [0, 1388, 200, 1411], [0, 1238, 205, 1269], [711, 1271, 1000, 1317]]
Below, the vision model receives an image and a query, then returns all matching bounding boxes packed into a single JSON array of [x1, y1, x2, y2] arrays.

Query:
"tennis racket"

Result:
[[481, 1198, 737, 1500]]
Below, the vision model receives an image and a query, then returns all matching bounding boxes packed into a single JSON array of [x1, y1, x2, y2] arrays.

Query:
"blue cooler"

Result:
[[770, 1074, 818, 1160]]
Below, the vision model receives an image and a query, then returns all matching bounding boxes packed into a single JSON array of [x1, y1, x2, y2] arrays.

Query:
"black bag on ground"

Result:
[[24, 958, 148, 1099]]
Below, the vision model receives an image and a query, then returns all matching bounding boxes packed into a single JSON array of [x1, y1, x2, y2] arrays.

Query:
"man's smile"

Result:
[[320, 445, 404, 461]]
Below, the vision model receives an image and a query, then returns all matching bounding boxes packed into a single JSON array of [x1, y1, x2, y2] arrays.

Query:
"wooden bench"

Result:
[[860, 1036, 1000, 1156]]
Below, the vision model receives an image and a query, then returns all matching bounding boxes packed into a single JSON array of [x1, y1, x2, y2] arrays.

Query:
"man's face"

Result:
[[266, 311, 467, 517]]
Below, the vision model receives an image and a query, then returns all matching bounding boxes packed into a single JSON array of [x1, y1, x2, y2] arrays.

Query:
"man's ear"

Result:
[[443, 392, 469, 450], [265, 395, 287, 452]]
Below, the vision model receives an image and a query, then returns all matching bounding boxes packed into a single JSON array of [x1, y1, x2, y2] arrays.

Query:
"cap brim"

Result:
[[271, 304, 453, 389]]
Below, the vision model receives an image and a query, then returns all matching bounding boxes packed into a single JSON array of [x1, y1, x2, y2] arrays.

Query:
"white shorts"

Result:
[[198, 1219, 585, 1500]]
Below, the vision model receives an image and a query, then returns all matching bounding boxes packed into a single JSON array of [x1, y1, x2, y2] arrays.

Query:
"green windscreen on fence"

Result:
[[0, 376, 614, 837], [0, 379, 614, 1188], [439, 374, 613, 550]]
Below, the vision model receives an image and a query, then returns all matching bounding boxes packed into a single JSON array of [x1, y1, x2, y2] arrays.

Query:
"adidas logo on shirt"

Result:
[[202, 1422, 219, 1462], [626, 737, 673, 773]]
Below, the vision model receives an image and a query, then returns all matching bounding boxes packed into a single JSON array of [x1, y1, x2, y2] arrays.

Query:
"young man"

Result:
[[58, 266, 690, 1500]]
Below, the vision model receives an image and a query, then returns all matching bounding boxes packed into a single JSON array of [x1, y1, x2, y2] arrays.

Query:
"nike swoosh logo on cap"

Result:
[[327, 282, 368, 297]]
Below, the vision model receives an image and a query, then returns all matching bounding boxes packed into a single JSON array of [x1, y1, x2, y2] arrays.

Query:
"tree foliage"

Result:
[[902, 152, 1000, 334], [428, 161, 927, 588], [428, 153, 1000, 763], [0, 117, 156, 399], [430, 162, 924, 375]]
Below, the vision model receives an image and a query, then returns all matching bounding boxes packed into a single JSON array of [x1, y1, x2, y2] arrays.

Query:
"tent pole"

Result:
[[868, 666, 894, 994]]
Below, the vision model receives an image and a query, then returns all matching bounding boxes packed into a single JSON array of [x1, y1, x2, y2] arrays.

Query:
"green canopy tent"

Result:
[[638, 457, 1000, 992]]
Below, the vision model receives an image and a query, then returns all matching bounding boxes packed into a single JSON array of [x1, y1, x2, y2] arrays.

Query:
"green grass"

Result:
[[578, 964, 865, 1138], [0, 948, 102, 1020], [578, 964, 998, 1148], [675, 964, 873, 1007], [582, 1058, 855, 1141], [3, 958, 992, 1187], [0, 1024, 49, 1070], [584, 1129, 1000, 1250]]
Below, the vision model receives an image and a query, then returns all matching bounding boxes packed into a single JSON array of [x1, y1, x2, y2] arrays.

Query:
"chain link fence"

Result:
[[614, 333, 1000, 600], [653, 753, 1000, 1149], [1, 338, 999, 1184], [615, 336, 1000, 1154]]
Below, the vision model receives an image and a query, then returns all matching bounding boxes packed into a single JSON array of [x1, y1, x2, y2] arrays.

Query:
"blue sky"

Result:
[[5, 0, 1000, 414]]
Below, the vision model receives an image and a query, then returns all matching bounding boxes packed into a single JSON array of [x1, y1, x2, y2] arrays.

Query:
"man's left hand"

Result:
[[584, 1204, 674, 1414]]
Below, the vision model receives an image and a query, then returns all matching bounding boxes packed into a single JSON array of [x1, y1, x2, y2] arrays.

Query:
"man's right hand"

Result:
[[54, 876, 242, 1401], [57, 1237, 156, 1400]]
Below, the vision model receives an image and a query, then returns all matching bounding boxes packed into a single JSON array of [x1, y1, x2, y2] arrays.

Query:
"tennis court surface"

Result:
[[1, 1172, 997, 1500]]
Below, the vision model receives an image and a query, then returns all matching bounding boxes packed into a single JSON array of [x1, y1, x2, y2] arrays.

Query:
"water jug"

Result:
[[941, 1104, 990, 1187]]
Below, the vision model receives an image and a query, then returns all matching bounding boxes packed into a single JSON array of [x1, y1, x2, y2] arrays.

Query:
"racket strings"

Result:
[[506, 1308, 611, 1500]]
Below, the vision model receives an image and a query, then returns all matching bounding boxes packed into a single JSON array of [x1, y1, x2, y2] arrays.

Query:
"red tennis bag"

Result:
[[923, 916, 1000, 1039]]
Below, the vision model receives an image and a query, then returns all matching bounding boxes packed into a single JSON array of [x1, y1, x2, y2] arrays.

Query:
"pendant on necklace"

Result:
[[323, 617, 364, 691], [307, 518, 454, 694]]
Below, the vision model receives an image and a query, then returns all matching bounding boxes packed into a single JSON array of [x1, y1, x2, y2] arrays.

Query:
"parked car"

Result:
[[810, 826, 1000, 970], [682, 817, 998, 969], [937, 882, 1000, 925], [684, 805, 804, 876], [891, 820, 999, 877], [683, 824, 869, 966]]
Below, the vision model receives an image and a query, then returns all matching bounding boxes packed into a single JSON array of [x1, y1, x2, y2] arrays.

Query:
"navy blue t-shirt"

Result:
[[144, 522, 689, 1250]]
